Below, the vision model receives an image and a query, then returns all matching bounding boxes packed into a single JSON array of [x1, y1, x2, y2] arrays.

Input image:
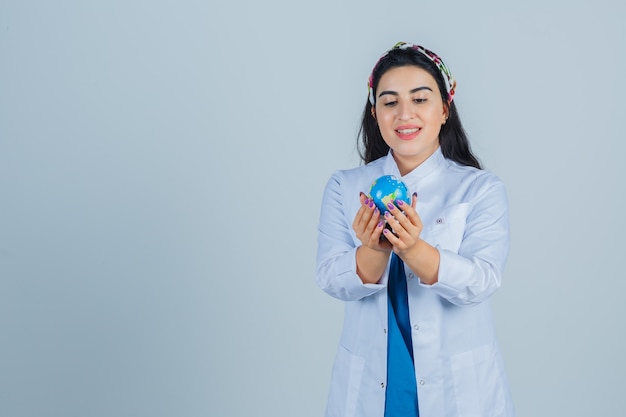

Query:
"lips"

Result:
[[395, 125, 421, 140]]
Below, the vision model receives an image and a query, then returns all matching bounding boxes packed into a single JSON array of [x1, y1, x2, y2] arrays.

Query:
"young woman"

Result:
[[316, 42, 515, 417]]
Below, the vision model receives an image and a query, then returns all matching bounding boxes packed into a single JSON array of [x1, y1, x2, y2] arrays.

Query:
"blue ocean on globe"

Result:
[[368, 175, 411, 212]]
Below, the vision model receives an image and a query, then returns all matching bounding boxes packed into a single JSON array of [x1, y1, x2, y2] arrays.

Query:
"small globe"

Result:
[[368, 175, 411, 212]]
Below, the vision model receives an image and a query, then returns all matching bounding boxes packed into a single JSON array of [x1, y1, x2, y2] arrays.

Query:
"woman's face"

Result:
[[373, 65, 447, 173]]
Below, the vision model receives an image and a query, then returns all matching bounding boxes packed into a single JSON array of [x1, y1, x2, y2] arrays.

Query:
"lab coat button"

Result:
[[419, 379, 425, 385], [413, 324, 420, 330], [381, 382, 385, 388], [408, 273, 414, 279]]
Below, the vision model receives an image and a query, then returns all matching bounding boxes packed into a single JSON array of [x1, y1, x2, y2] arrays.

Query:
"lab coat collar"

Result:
[[383, 147, 446, 183]]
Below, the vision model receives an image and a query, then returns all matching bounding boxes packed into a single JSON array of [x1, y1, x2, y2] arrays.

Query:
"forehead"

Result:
[[377, 65, 439, 91]]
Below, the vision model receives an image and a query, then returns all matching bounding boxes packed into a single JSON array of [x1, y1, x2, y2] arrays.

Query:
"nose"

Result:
[[397, 101, 415, 120]]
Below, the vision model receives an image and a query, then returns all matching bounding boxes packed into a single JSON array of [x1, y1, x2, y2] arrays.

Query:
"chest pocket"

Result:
[[421, 203, 469, 254]]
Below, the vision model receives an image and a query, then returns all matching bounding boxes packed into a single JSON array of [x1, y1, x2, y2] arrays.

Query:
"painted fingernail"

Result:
[[396, 200, 404, 206], [377, 221, 384, 228], [369, 200, 375, 208], [384, 211, 391, 217], [413, 192, 418, 198], [383, 228, 389, 234], [364, 198, 370, 205], [374, 208, 379, 215], [387, 202, 395, 210]]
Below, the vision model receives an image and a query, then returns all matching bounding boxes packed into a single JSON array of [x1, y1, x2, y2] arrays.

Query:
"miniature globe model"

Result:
[[368, 175, 411, 212]]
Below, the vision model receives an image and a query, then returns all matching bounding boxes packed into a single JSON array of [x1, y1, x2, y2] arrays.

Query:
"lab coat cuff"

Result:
[[336, 247, 386, 298]]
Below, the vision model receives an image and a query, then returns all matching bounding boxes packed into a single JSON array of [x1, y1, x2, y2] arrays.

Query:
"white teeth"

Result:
[[397, 128, 419, 134]]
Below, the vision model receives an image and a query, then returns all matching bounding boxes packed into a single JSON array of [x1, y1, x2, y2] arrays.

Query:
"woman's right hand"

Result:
[[352, 192, 392, 253], [352, 193, 392, 284]]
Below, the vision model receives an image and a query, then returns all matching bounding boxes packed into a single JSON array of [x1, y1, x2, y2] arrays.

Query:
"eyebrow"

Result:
[[378, 86, 433, 99]]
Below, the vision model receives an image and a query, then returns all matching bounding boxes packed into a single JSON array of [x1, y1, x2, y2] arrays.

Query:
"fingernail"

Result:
[[377, 221, 384, 228], [368, 200, 375, 208], [387, 202, 395, 210], [413, 192, 418, 198], [364, 198, 370, 205], [396, 200, 404, 206], [374, 208, 379, 215], [384, 211, 391, 217]]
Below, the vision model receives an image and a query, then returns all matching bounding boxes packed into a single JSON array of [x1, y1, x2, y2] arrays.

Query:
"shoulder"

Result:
[[326, 157, 386, 190], [446, 159, 504, 186], [444, 159, 507, 202]]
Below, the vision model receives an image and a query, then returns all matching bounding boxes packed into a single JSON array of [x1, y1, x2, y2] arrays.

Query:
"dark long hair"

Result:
[[358, 47, 481, 169]]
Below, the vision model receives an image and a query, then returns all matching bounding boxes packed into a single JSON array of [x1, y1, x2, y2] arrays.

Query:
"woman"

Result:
[[315, 42, 515, 417]]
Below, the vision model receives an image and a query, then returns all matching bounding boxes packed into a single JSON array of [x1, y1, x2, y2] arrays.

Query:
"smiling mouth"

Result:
[[396, 128, 420, 134]]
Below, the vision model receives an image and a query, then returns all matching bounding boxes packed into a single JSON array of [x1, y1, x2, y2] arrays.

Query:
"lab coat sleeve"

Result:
[[424, 174, 510, 306], [315, 171, 387, 301]]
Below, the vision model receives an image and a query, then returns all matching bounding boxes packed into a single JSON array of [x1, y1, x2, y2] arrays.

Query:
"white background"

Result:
[[1, 1, 624, 416]]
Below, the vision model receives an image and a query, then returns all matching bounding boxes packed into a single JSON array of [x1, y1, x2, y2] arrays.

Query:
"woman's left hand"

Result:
[[382, 193, 423, 256], [383, 193, 440, 285]]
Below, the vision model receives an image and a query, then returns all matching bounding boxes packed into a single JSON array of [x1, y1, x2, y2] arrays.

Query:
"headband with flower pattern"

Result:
[[367, 42, 456, 105]]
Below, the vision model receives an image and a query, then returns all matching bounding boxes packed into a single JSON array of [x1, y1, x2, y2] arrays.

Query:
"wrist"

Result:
[[356, 245, 391, 284], [358, 244, 391, 256], [401, 239, 439, 285]]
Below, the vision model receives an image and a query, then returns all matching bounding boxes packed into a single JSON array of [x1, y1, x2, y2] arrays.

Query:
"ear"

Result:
[[371, 106, 377, 120], [441, 104, 449, 125]]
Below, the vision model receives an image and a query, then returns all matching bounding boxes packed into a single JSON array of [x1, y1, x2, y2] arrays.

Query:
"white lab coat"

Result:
[[316, 148, 515, 417]]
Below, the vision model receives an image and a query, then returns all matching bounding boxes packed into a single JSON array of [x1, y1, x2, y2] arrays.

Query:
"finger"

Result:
[[396, 199, 421, 229], [384, 201, 402, 221], [384, 201, 421, 247], [367, 216, 386, 245], [386, 201, 411, 230], [382, 226, 401, 246], [383, 210, 404, 236], [352, 204, 366, 230], [401, 199, 423, 232], [382, 215, 414, 251], [353, 198, 377, 236], [352, 204, 372, 234], [362, 207, 379, 235], [390, 203, 423, 248]]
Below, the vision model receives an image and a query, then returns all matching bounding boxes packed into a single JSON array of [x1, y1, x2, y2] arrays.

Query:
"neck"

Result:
[[392, 147, 438, 176]]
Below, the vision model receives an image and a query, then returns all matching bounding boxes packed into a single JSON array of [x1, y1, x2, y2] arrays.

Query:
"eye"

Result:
[[413, 98, 427, 104], [383, 100, 398, 107]]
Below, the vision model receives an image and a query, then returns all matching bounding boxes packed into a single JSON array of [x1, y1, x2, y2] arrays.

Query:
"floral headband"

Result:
[[367, 42, 456, 105]]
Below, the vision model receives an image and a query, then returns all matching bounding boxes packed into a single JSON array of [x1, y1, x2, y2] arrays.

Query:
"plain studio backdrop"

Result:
[[1, 1, 624, 416]]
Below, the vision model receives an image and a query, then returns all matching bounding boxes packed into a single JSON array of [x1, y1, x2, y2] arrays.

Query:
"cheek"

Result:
[[424, 109, 445, 127], [377, 112, 396, 130], [376, 117, 396, 143]]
